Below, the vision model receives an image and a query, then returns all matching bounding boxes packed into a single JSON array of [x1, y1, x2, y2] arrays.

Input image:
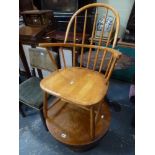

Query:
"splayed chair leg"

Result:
[[90, 106, 95, 140]]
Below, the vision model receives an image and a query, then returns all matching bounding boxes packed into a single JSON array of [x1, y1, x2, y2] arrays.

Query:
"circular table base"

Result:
[[46, 100, 111, 151]]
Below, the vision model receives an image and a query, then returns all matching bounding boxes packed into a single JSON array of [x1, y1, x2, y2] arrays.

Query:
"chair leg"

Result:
[[39, 108, 48, 131], [90, 106, 95, 140], [43, 91, 48, 118], [19, 103, 26, 117], [95, 101, 102, 123]]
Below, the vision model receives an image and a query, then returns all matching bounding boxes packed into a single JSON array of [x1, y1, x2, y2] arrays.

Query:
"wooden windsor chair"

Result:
[[39, 3, 122, 150]]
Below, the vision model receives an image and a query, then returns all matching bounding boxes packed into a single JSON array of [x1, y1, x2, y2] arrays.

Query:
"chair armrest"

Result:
[[39, 42, 122, 59]]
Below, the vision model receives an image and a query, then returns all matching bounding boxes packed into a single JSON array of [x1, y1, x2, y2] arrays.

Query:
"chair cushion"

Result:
[[19, 77, 43, 109], [40, 67, 108, 106]]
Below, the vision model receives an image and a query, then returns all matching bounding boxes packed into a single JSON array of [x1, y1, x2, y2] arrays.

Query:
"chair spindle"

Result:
[[93, 9, 108, 70], [106, 18, 116, 47], [73, 16, 77, 66], [99, 49, 107, 72], [87, 9, 98, 68], [105, 57, 117, 82], [80, 9, 87, 67], [59, 47, 66, 68], [105, 55, 113, 77]]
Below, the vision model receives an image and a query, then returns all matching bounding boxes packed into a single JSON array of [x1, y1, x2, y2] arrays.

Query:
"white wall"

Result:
[[97, 0, 134, 37]]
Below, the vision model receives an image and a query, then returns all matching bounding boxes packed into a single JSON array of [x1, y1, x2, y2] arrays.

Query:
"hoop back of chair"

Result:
[[63, 3, 120, 68], [64, 3, 120, 47], [39, 3, 121, 82]]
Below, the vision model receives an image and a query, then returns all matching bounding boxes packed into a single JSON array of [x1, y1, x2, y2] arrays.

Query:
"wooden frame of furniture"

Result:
[[39, 3, 122, 150]]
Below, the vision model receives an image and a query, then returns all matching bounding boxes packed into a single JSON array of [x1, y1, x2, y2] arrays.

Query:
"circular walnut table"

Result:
[[46, 99, 111, 151]]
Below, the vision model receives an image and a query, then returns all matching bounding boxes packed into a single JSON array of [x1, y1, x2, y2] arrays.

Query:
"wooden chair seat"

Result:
[[19, 77, 43, 109], [40, 67, 108, 106]]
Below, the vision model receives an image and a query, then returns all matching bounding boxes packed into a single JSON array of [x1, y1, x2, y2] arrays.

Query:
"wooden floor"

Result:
[[46, 99, 111, 149]]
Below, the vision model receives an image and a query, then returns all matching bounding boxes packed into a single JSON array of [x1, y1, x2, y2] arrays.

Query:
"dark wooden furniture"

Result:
[[19, 26, 47, 41], [19, 25, 48, 78], [21, 10, 54, 27], [19, 0, 34, 12], [19, 25, 57, 78], [19, 28, 89, 77], [19, 47, 57, 131], [39, 3, 121, 150], [36, 0, 96, 32]]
